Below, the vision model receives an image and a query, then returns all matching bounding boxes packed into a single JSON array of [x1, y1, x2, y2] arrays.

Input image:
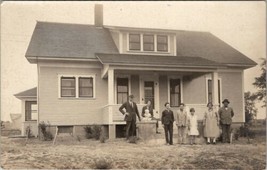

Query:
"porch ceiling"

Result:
[[96, 53, 225, 68]]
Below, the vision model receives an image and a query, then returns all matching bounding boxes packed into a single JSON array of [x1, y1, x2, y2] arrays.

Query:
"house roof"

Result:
[[14, 87, 37, 99], [25, 22, 118, 59], [96, 53, 224, 68], [25, 21, 256, 68], [175, 31, 257, 67]]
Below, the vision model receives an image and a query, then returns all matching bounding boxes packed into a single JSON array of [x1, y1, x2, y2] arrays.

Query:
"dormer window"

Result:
[[157, 35, 168, 52], [128, 33, 169, 53], [129, 34, 141, 51]]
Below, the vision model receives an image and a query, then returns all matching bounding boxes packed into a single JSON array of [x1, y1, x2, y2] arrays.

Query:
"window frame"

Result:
[[129, 34, 141, 51], [157, 35, 168, 52], [25, 101, 38, 121], [58, 74, 96, 99], [143, 34, 154, 51], [78, 77, 94, 98], [61, 77, 76, 97], [206, 78, 222, 106], [115, 75, 131, 104], [167, 76, 183, 107], [127, 33, 170, 53]]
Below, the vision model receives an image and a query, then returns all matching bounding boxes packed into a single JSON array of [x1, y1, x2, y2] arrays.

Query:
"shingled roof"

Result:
[[25, 21, 256, 68], [25, 22, 119, 59], [14, 87, 37, 99]]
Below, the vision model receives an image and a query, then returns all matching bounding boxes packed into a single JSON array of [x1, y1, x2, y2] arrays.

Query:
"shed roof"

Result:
[[14, 87, 37, 99], [96, 53, 224, 68]]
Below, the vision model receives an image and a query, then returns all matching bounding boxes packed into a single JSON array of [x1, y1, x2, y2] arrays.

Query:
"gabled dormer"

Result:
[[107, 26, 177, 56]]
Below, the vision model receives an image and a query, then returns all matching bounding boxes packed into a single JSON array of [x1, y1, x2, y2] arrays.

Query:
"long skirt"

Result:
[[203, 118, 220, 138]]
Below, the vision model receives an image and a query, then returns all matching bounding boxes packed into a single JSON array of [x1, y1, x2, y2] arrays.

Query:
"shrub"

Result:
[[39, 121, 53, 141], [100, 135, 106, 143], [93, 157, 113, 169], [128, 136, 138, 144], [25, 125, 34, 138], [84, 125, 102, 140]]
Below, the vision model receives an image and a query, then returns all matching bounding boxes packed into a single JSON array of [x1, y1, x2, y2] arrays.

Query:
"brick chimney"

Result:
[[95, 4, 103, 27]]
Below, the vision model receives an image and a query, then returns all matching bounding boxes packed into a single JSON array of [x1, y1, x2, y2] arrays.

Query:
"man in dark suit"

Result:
[[161, 102, 174, 145], [119, 94, 141, 140], [218, 99, 234, 143]]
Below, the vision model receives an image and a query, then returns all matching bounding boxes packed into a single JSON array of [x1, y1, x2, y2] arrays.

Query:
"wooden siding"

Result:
[[159, 75, 168, 114], [131, 75, 140, 103], [220, 72, 244, 122], [183, 75, 206, 104], [109, 31, 120, 51], [38, 64, 108, 125]]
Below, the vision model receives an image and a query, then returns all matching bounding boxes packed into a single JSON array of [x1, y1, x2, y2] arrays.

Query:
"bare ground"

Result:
[[1, 135, 266, 169]]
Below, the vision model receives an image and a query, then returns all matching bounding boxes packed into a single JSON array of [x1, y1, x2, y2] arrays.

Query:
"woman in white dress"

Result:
[[203, 102, 220, 144], [188, 108, 199, 145]]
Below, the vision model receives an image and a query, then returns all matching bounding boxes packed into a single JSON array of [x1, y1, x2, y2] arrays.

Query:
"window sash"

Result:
[[25, 101, 37, 121], [61, 77, 76, 97], [157, 35, 168, 52], [117, 78, 129, 104], [143, 35, 154, 51], [129, 34, 141, 50], [170, 79, 181, 107], [79, 77, 93, 97]]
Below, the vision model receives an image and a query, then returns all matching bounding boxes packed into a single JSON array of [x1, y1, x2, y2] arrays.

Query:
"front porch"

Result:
[[101, 70, 222, 139]]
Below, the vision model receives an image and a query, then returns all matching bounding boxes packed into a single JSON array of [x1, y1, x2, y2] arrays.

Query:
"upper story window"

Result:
[[143, 34, 154, 51], [128, 33, 169, 53], [129, 34, 141, 51], [59, 75, 96, 99], [157, 35, 168, 52]]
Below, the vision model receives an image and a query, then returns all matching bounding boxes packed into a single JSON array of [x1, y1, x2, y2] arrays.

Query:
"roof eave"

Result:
[[26, 56, 99, 64]]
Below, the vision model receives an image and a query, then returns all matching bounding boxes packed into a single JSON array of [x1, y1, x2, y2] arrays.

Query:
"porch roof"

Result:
[[14, 87, 37, 99], [96, 53, 224, 68]]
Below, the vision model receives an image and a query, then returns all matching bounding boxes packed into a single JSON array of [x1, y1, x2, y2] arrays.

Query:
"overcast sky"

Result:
[[1, 1, 266, 121]]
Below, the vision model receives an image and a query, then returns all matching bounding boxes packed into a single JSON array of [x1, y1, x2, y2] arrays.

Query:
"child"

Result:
[[188, 108, 199, 145], [161, 102, 174, 145], [176, 103, 188, 144]]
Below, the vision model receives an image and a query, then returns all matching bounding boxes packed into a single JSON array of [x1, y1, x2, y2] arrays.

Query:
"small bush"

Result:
[[93, 157, 113, 169], [39, 121, 53, 141], [25, 125, 34, 138], [100, 135, 106, 143], [76, 135, 81, 142], [128, 136, 138, 144], [84, 125, 102, 140]]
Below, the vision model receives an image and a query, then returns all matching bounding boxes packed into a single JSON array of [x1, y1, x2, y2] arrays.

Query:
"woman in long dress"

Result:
[[203, 102, 220, 144]]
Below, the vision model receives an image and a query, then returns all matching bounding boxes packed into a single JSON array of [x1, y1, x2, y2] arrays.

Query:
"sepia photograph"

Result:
[[1, 1, 266, 169]]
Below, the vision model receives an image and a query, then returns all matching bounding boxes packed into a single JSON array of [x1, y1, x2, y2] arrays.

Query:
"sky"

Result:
[[1, 1, 266, 121]]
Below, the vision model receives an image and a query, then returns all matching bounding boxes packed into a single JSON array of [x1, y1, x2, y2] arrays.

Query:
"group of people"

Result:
[[119, 94, 234, 145]]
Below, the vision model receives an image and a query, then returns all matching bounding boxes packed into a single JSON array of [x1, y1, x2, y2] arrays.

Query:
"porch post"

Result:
[[108, 69, 116, 139], [212, 71, 219, 110]]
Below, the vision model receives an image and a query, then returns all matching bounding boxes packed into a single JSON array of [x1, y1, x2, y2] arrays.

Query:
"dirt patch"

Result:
[[0, 136, 266, 169]]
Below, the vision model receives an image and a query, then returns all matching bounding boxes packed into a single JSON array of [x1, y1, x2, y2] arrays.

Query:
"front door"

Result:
[[140, 75, 159, 115], [144, 81, 155, 109]]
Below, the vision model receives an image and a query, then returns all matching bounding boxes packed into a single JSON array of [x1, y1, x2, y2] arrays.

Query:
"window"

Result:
[[25, 101, 37, 121], [117, 78, 129, 104], [157, 35, 168, 52], [79, 77, 93, 97], [143, 34, 154, 51], [207, 79, 221, 106], [170, 78, 181, 107], [59, 75, 95, 98], [128, 33, 169, 52], [129, 34, 141, 50], [61, 77, 76, 97]]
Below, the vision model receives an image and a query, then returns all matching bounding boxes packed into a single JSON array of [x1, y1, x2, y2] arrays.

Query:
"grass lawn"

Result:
[[1, 133, 266, 169]]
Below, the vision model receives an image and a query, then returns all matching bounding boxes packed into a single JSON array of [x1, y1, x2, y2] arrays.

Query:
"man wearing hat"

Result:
[[119, 94, 141, 141], [218, 99, 234, 143]]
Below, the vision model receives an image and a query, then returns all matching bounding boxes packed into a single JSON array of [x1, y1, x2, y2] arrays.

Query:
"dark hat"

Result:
[[222, 99, 230, 104], [190, 108, 195, 112], [129, 94, 134, 98]]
